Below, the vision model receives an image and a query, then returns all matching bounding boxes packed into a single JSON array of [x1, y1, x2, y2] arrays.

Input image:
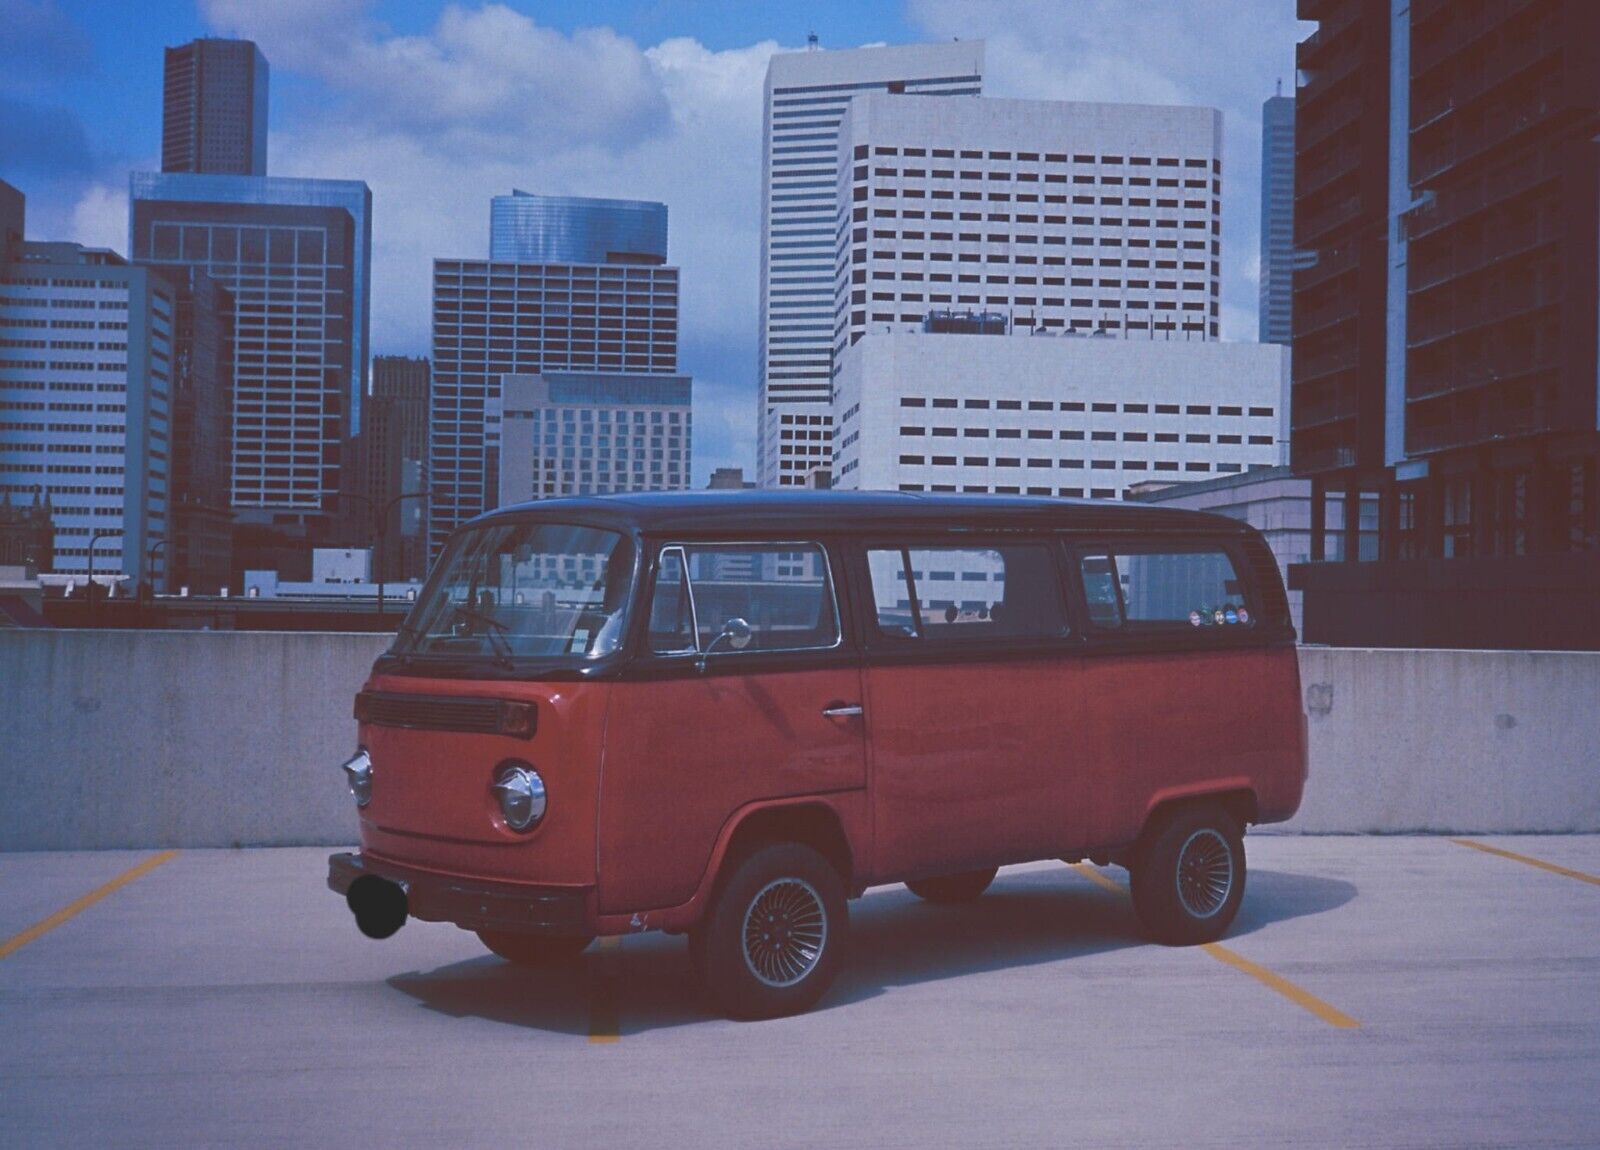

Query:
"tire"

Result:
[[905, 867, 998, 904], [1128, 805, 1246, 946], [476, 930, 594, 967], [690, 842, 848, 1020]]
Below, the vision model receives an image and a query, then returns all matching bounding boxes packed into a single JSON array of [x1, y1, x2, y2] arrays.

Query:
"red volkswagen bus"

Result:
[[330, 492, 1305, 1019]]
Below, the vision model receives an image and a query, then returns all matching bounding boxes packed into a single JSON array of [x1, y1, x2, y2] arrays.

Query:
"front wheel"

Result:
[[1128, 805, 1246, 946], [476, 930, 593, 967], [690, 842, 848, 1020]]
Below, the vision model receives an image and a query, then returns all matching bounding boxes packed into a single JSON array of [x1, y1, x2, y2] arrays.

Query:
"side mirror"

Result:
[[696, 616, 752, 674]]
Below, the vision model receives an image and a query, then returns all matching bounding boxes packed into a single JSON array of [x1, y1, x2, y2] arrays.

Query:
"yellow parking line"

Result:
[[587, 935, 622, 1044], [0, 850, 179, 961], [1070, 861, 1359, 1029], [1451, 838, 1600, 887], [1200, 943, 1360, 1028]]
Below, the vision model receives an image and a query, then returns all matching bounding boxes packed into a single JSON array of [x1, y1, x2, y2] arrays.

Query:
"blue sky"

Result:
[[1, 0, 1308, 483]]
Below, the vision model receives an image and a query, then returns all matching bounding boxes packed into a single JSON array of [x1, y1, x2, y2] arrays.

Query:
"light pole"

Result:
[[145, 539, 167, 605], [87, 530, 115, 628], [375, 490, 429, 617], [330, 490, 429, 617]]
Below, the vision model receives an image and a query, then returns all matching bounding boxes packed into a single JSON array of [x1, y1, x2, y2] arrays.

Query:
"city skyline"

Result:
[[1, 0, 1309, 485]]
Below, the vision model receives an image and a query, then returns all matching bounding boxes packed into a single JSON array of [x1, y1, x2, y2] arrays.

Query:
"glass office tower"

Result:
[[489, 192, 667, 265], [129, 172, 371, 520], [432, 194, 682, 556]]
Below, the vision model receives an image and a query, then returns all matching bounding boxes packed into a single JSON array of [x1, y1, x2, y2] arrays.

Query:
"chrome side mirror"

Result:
[[696, 616, 752, 674]]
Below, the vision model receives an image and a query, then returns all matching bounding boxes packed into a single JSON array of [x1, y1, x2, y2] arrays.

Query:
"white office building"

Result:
[[831, 331, 1288, 499], [833, 95, 1223, 360], [0, 237, 173, 586], [757, 40, 985, 488], [497, 372, 691, 503]]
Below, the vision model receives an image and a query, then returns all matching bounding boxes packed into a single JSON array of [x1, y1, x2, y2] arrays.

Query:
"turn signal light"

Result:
[[497, 701, 537, 739]]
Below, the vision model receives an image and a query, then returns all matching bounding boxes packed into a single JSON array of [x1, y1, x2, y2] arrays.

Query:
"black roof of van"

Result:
[[473, 490, 1252, 538]]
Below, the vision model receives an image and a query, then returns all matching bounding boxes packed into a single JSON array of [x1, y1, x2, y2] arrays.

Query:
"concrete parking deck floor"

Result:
[[2, 836, 1597, 1149]]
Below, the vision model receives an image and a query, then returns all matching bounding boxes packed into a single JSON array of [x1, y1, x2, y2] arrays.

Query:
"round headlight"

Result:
[[342, 748, 373, 808], [492, 763, 546, 832]]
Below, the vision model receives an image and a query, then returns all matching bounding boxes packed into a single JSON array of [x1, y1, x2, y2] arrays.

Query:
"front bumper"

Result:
[[327, 851, 590, 935]]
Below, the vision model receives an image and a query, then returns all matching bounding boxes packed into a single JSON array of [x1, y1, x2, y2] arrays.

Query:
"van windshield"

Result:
[[393, 522, 633, 663]]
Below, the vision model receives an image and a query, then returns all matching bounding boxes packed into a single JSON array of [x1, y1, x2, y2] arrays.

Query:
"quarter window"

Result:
[[646, 543, 839, 654], [866, 543, 1068, 640], [1078, 548, 1251, 629]]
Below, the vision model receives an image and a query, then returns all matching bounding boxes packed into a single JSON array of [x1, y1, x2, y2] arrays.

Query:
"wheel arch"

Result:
[[1133, 783, 1258, 860]]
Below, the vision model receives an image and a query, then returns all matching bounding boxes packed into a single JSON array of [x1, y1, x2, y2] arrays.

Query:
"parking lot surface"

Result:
[[2, 836, 1597, 1149]]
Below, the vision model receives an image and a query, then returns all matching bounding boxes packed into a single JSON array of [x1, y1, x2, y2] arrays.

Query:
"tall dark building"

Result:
[[360, 356, 430, 582], [1258, 91, 1297, 345], [162, 39, 269, 176], [0, 179, 23, 265], [166, 267, 234, 593], [1289, 0, 1600, 649]]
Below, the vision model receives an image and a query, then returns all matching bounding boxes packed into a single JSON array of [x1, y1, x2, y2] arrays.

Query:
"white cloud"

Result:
[[197, 1, 790, 479], [67, 182, 126, 252]]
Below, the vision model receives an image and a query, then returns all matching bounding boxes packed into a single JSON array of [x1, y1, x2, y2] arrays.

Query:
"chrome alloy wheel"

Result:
[[741, 877, 828, 988], [1174, 828, 1235, 919]]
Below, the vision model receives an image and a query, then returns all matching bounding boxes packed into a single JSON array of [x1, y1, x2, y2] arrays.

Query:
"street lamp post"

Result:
[[145, 538, 168, 606], [375, 490, 430, 617], [87, 531, 115, 628], [330, 490, 429, 617]]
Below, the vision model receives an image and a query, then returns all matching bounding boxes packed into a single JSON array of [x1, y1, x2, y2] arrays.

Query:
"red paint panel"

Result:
[[1071, 647, 1306, 844], [864, 657, 1087, 881], [355, 673, 609, 886], [597, 668, 866, 913]]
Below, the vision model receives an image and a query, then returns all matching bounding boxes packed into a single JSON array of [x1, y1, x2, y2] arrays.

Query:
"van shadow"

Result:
[[385, 865, 1357, 1036]]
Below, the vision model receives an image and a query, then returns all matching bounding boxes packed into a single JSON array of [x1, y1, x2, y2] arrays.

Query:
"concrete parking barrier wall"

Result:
[[1, 632, 1597, 849], [1278, 646, 1600, 834]]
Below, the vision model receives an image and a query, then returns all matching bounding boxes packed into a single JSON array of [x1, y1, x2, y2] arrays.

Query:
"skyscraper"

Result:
[[491, 192, 667, 264], [0, 179, 23, 265], [129, 173, 372, 527], [0, 234, 174, 588], [362, 355, 430, 581], [831, 94, 1224, 353], [162, 38, 270, 177], [165, 266, 233, 593], [1258, 92, 1296, 345], [1289, 0, 1600, 649], [430, 193, 683, 555], [757, 41, 985, 488]]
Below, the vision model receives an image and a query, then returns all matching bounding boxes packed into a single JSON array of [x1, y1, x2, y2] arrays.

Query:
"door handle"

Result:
[[822, 703, 864, 719]]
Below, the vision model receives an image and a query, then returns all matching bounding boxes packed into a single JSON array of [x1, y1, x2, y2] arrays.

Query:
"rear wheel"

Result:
[[690, 842, 848, 1020], [905, 867, 998, 904], [1128, 805, 1245, 946], [476, 930, 593, 967]]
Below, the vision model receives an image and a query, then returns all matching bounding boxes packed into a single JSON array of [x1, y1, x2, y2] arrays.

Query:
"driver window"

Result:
[[648, 543, 839, 654]]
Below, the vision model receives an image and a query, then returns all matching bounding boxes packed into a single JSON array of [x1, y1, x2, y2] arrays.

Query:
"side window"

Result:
[[646, 547, 695, 652], [648, 543, 840, 654], [1079, 547, 1252, 629], [865, 543, 1068, 640]]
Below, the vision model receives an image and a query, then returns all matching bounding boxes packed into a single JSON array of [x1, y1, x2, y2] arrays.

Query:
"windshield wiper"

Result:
[[449, 604, 516, 669]]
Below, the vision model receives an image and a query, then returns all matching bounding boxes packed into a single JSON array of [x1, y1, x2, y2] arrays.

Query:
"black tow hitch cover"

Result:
[[347, 875, 408, 940]]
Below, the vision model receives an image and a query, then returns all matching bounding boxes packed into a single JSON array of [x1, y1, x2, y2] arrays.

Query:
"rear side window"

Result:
[[866, 543, 1068, 640], [1078, 547, 1253, 630], [646, 543, 840, 654]]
